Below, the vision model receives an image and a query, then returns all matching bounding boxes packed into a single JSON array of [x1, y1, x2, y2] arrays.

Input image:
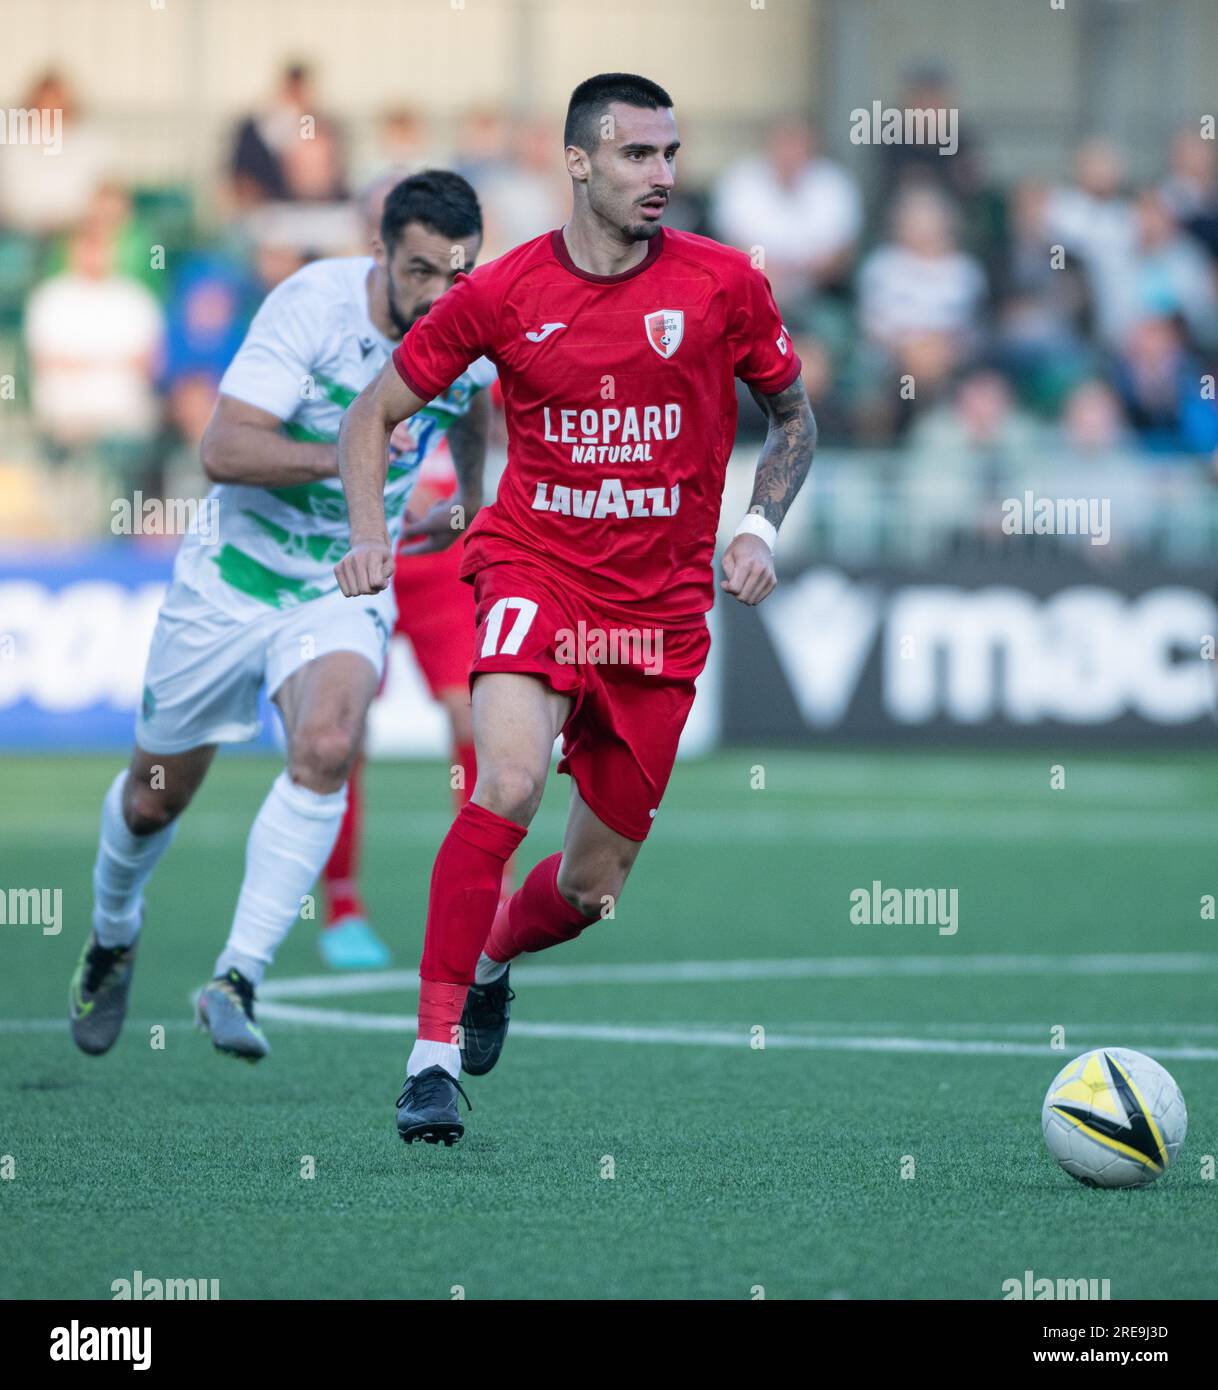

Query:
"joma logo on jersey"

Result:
[[644, 309, 684, 359], [531, 477, 680, 519]]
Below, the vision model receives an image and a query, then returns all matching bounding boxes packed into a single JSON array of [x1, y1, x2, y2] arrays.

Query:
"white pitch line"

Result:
[[8, 1011, 1218, 1062], [777, 1020, 1218, 1038], [248, 1003, 1218, 1062], [257, 952, 1218, 1001]]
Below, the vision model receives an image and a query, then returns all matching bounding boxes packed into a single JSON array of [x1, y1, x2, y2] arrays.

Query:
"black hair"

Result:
[[380, 169, 483, 252], [563, 72, 673, 151]]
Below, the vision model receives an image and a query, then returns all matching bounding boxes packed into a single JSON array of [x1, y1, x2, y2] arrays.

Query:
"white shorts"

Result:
[[135, 580, 396, 754]]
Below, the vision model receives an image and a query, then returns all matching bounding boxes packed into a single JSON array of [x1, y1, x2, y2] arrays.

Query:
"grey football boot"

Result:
[[195, 968, 270, 1062], [69, 931, 139, 1055]]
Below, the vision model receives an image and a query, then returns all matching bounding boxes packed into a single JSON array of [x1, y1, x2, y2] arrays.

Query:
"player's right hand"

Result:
[[335, 539, 393, 596]]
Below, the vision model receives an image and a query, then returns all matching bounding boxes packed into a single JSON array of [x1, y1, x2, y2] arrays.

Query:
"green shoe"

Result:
[[195, 969, 270, 1062], [69, 932, 138, 1056]]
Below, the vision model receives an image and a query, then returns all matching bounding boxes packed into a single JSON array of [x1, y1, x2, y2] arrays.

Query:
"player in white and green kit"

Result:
[[70, 172, 490, 1061]]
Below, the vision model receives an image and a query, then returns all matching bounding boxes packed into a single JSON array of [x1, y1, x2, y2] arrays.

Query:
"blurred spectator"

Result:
[[1112, 315, 1218, 456], [1030, 379, 1147, 555], [993, 180, 1104, 412], [1044, 140, 1135, 346], [999, 180, 1057, 299], [24, 226, 164, 468], [909, 366, 1043, 464], [0, 70, 114, 236], [711, 118, 862, 313], [1058, 378, 1134, 455], [858, 187, 987, 407], [231, 69, 357, 270], [880, 63, 984, 207], [1160, 128, 1218, 258], [281, 121, 347, 203], [1115, 191, 1218, 351], [162, 254, 255, 447], [41, 183, 163, 297], [229, 62, 348, 209], [904, 367, 1045, 551]]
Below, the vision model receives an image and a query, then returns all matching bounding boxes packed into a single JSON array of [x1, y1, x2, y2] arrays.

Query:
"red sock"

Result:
[[322, 756, 364, 926], [417, 801, 528, 1041], [485, 853, 598, 963], [452, 738, 514, 900], [418, 981, 470, 1049]]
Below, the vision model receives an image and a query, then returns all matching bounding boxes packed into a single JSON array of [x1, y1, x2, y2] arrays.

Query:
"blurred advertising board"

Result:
[[719, 556, 1218, 746], [3, 546, 1213, 751]]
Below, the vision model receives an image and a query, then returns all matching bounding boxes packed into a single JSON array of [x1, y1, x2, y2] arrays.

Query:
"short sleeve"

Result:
[[218, 272, 325, 421], [731, 262, 802, 394], [393, 271, 492, 403]]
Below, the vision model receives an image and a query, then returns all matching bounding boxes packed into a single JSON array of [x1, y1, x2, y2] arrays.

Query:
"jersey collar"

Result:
[[550, 226, 665, 284]]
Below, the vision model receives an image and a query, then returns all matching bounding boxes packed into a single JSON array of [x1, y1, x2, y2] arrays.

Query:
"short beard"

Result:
[[386, 282, 418, 337], [588, 182, 664, 245], [624, 221, 662, 242]]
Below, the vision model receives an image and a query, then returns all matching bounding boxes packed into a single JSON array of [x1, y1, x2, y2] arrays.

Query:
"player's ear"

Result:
[[564, 145, 589, 183], [371, 236, 388, 267]]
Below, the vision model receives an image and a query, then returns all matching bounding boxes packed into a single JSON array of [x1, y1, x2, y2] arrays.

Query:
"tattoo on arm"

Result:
[[746, 379, 817, 531], [446, 389, 488, 505]]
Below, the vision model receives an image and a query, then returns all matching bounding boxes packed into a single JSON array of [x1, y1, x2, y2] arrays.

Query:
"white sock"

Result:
[[214, 771, 347, 988], [407, 1039, 460, 1079], [92, 771, 178, 947], [474, 951, 508, 985]]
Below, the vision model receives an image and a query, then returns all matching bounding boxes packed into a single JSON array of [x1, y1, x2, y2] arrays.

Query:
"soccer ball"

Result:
[[1041, 1047, 1187, 1189]]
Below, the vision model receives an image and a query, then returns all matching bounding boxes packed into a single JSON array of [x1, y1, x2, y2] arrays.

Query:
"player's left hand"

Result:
[[720, 533, 776, 606], [398, 494, 482, 557]]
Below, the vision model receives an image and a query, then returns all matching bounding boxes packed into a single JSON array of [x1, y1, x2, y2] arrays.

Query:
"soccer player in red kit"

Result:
[[335, 73, 817, 1144]]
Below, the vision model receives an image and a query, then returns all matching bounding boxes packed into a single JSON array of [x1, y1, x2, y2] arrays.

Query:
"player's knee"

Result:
[[124, 779, 189, 835], [556, 861, 631, 922], [289, 721, 359, 790], [474, 763, 545, 824]]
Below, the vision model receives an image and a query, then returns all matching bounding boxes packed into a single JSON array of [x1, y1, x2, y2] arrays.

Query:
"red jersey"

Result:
[[392, 226, 801, 628]]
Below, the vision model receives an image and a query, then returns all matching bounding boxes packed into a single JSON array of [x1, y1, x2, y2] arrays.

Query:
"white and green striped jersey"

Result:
[[173, 255, 494, 615]]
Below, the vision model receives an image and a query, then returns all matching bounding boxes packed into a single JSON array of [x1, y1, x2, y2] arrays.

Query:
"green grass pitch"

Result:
[[1, 748, 1215, 1300]]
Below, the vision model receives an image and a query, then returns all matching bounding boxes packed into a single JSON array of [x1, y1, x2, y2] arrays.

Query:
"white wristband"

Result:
[[733, 513, 778, 553]]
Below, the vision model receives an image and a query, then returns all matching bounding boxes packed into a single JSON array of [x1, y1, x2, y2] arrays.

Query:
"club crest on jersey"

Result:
[[644, 309, 684, 359]]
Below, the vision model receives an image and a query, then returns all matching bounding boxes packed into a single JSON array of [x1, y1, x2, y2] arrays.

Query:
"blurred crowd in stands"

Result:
[[3, 60, 1218, 545]]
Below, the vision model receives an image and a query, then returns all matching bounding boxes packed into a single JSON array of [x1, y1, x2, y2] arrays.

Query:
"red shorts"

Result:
[[470, 561, 711, 842], [393, 542, 476, 697]]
